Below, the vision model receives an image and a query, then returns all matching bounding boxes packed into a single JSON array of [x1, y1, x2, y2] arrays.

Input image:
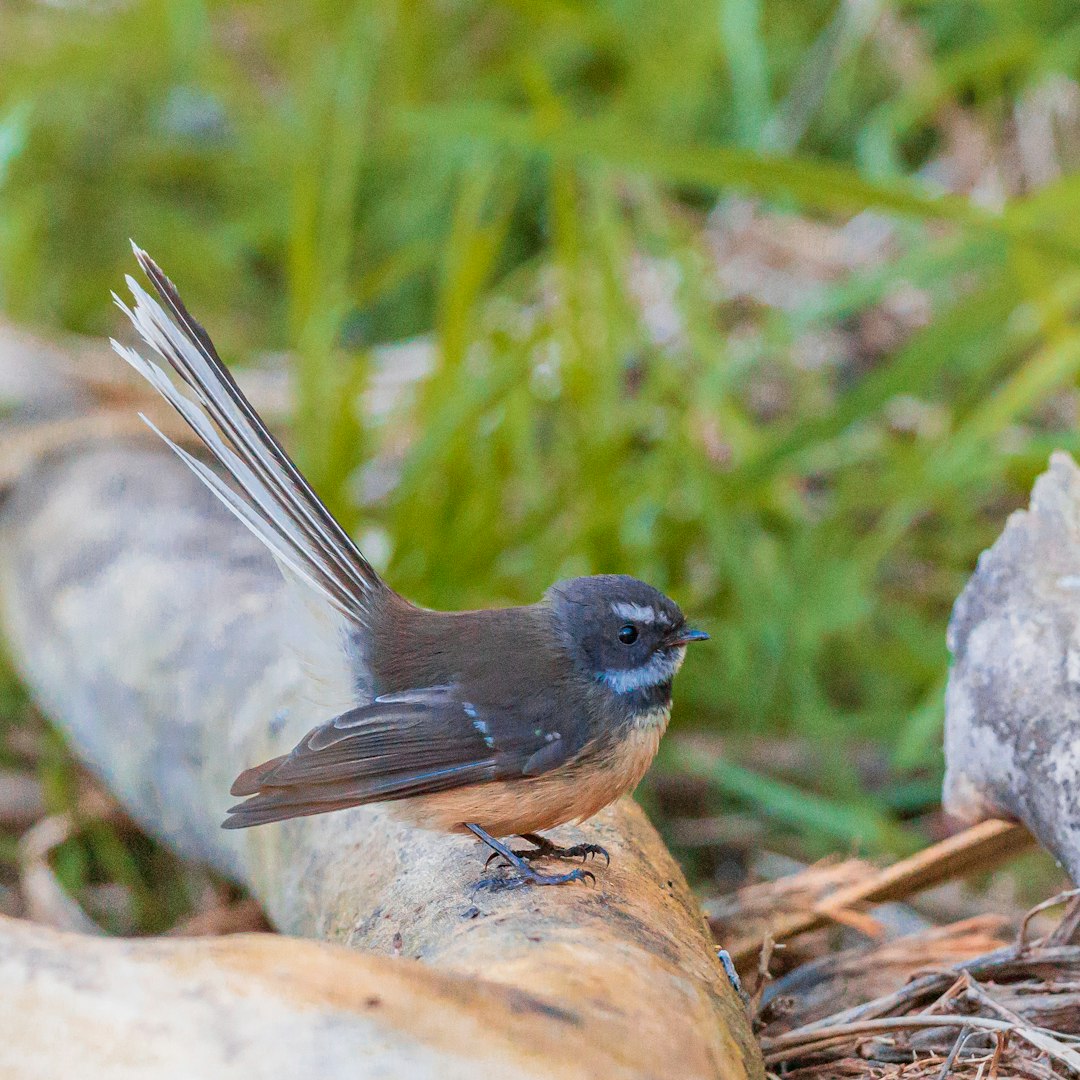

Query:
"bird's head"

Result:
[[545, 575, 708, 704]]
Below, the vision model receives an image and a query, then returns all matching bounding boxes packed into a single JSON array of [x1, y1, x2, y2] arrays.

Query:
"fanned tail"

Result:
[[111, 242, 386, 625]]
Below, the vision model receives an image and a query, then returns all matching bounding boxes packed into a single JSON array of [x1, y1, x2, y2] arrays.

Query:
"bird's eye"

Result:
[[618, 624, 639, 645]]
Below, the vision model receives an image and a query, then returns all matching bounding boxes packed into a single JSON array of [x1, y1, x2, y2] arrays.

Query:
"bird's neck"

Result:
[[608, 680, 674, 731]]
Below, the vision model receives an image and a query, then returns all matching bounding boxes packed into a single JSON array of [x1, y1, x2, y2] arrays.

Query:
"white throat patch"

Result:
[[599, 645, 686, 694]]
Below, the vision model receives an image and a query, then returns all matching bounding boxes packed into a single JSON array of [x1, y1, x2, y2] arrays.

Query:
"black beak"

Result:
[[667, 627, 709, 647]]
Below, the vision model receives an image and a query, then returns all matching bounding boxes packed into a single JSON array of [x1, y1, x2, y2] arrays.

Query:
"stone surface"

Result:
[[945, 451, 1080, 880]]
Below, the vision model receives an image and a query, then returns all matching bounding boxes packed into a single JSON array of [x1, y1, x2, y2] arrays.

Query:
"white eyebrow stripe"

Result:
[[611, 601, 673, 626]]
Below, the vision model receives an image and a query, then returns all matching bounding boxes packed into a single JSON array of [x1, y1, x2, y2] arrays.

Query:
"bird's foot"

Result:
[[466, 823, 597, 891], [484, 832, 610, 869], [474, 864, 595, 892], [526, 835, 611, 865]]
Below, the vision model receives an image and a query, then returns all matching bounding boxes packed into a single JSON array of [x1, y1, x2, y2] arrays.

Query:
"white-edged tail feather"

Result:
[[111, 242, 386, 627]]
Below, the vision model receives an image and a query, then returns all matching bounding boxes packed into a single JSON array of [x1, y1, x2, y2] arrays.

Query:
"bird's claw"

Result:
[[469, 826, 604, 891], [565, 843, 610, 865]]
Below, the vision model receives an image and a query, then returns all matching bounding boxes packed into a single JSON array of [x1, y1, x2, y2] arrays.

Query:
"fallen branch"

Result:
[[0, 440, 760, 1079], [2, 912, 702, 1080]]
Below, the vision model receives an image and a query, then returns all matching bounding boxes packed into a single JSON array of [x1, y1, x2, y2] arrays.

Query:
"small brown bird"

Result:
[[112, 244, 708, 887]]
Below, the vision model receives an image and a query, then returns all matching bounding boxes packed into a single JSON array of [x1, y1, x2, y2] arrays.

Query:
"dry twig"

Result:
[[725, 820, 1033, 967]]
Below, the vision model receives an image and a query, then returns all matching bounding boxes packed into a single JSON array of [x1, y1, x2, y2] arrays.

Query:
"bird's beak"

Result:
[[666, 627, 709, 647]]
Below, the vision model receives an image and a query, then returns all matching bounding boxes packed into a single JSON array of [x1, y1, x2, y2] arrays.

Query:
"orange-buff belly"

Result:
[[390, 721, 665, 837]]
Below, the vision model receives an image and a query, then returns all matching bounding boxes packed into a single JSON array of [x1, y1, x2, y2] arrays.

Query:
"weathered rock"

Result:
[[945, 451, 1080, 879]]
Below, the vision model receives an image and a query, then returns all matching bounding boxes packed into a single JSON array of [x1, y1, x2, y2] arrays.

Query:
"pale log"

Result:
[[0, 434, 761, 1080]]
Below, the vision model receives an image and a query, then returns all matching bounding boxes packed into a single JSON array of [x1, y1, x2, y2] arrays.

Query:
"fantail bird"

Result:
[[111, 244, 708, 888]]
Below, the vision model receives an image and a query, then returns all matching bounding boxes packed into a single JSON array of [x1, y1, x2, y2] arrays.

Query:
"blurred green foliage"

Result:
[[4, 0, 1080, 863]]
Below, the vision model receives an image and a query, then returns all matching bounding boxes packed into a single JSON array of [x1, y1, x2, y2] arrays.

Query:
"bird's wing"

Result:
[[111, 243, 388, 633], [223, 684, 591, 828]]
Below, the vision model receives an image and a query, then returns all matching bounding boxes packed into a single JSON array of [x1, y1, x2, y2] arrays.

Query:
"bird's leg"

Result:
[[481, 831, 610, 869], [466, 824, 594, 890]]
